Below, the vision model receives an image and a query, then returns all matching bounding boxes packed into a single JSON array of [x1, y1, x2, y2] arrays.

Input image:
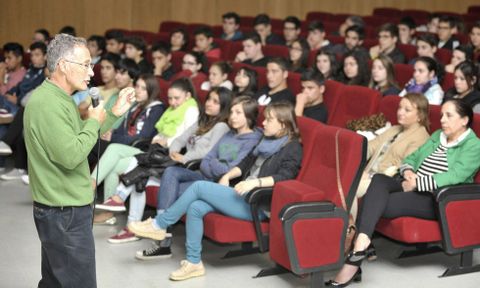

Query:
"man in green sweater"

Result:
[[24, 34, 135, 288]]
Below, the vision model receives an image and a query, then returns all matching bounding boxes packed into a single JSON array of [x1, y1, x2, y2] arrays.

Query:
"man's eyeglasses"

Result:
[[64, 59, 94, 70]]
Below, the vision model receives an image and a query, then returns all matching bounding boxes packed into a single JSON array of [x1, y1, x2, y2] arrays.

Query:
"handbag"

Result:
[[335, 130, 356, 255]]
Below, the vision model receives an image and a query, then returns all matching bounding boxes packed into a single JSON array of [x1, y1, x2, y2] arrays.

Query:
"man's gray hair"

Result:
[[46, 33, 87, 73]]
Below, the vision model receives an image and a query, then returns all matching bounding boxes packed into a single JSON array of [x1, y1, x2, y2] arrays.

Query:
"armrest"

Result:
[[280, 201, 335, 222], [131, 138, 152, 151], [434, 184, 480, 202], [184, 159, 201, 171], [244, 187, 273, 204]]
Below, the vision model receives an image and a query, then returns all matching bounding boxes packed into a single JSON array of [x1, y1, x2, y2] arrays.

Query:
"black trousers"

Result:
[[33, 203, 96, 288], [2, 107, 27, 170], [357, 174, 437, 238]]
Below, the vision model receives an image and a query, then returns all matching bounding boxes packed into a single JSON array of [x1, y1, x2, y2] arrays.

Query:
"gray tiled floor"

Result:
[[1, 178, 479, 288]]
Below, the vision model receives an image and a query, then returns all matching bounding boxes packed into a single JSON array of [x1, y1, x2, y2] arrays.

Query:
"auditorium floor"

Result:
[[1, 179, 479, 288]]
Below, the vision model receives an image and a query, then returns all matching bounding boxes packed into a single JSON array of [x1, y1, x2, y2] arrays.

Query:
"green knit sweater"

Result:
[[24, 80, 120, 206]]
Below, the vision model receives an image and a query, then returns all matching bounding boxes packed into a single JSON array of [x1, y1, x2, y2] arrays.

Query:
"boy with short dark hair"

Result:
[[235, 32, 270, 67], [87, 35, 106, 65], [437, 15, 460, 50], [221, 12, 243, 41], [151, 42, 175, 80], [398, 17, 417, 45], [253, 13, 284, 45], [124, 36, 153, 74], [331, 25, 369, 58], [256, 57, 295, 106], [296, 70, 328, 123], [193, 26, 221, 60], [105, 29, 125, 55], [369, 23, 405, 63], [307, 21, 332, 51], [0, 43, 26, 96], [283, 16, 302, 46]]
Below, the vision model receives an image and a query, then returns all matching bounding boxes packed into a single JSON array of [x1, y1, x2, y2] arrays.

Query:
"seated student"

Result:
[[283, 16, 302, 47], [97, 53, 122, 104], [234, 32, 270, 67], [400, 56, 444, 105], [32, 29, 50, 45], [470, 22, 480, 63], [201, 61, 233, 91], [91, 78, 199, 212], [369, 23, 406, 64], [105, 29, 125, 55], [339, 50, 370, 86], [295, 70, 328, 123], [307, 21, 332, 51], [409, 33, 439, 65], [193, 26, 221, 60], [253, 13, 284, 45], [1, 42, 47, 116], [124, 36, 153, 74], [398, 16, 417, 45], [221, 12, 244, 41], [445, 45, 474, 73], [416, 13, 441, 33], [0, 42, 47, 180], [444, 61, 480, 113], [289, 39, 310, 73], [0, 43, 26, 96], [59, 25, 76, 36], [312, 49, 339, 80], [351, 93, 430, 219], [437, 15, 460, 51], [129, 101, 303, 281], [337, 15, 365, 37], [327, 99, 480, 288], [170, 28, 189, 52], [151, 42, 175, 81], [175, 51, 208, 90], [369, 55, 401, 96], [331, 25, 369, 59], [96, 88, 234, 243], [87, 35, 105, 65], [256, 57, 295, 106], [233, 67, 258, 96]]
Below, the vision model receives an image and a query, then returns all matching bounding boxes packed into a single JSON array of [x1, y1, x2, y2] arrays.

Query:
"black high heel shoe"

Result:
[[325, 267, 362, 287]]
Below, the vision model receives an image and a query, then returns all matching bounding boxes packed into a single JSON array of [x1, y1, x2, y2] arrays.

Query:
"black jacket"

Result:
[[237, 139, 303, 183]]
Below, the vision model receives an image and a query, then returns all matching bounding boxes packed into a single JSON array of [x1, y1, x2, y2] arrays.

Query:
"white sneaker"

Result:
[[0, 169, 26, 180], [21, 174, 29, 185], [0, 141, 12, 155], [169, 260, 205, 281]]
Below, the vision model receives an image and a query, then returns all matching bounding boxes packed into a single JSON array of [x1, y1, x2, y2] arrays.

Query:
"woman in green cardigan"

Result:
[[327, 98, 480, 287]]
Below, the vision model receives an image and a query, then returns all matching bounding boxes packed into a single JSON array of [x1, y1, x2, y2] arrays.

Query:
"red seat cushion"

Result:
[[376, 217, 442, 244], [203, 212, 269, 243]]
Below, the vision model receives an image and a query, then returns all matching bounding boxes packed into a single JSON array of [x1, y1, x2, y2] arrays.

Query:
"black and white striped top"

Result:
[[415, 144, 449, 191]]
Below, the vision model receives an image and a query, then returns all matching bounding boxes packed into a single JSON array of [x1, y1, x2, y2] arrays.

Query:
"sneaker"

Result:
[[136, 242, 172, 260], [169, 260, 205, 281], [128, 219, 166, 241], [95, 197, 126, 212], [93, 215, 117, 225], [0, 169, 26, 180], [21, 174, 29, 185], [108, 228, 140, 244], [0, 112, 13, 124], [0, 141, 12, 155]]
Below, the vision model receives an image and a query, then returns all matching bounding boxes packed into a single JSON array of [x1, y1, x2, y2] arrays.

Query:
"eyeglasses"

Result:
[[182, 61, 197, 66], [64, 59, 94, 70]]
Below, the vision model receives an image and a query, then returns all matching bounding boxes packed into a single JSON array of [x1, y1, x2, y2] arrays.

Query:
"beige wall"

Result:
[[1, 0, 478, 47]]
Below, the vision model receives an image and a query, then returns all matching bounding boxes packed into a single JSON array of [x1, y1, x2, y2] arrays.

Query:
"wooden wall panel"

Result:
[[1, 0, 479, 47]]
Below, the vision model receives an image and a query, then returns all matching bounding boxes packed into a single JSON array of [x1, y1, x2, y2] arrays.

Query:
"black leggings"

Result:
[[357, 174, 437, 238], [2, 108, 27, 170]]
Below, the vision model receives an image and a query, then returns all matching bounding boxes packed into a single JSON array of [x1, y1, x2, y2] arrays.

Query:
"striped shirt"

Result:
[[415, 144, 449, 191]]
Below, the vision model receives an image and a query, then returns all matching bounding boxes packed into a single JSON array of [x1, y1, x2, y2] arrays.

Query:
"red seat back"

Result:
[[435, 48, 452, 66], [398, 44, 417, 63], [394, 63, 414, 87], [287, 72, 302, 96], [378, 96, 401, 125], [171, 51, 186, 72], [156, 77, 170, 107], [159, 21, 186, 33], [323, 80, 344, 124], [441, 72, 454, 92], [263, 45, 289, 59]]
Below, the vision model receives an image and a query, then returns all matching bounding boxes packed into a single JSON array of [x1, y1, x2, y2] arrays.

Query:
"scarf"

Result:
[[154, 97, 197, 137], [405, 76, 438, 94], [253, 135, 289, 158]]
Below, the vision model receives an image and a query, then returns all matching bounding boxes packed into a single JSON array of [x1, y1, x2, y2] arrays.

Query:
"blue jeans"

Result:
[[157, 166, 206, 211], [33, 203, 96, 288], [155, 180, 265, 264]]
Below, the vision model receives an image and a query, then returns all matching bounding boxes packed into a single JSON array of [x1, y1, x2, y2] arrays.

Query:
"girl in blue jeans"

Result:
[[129, 102, 303, 281]]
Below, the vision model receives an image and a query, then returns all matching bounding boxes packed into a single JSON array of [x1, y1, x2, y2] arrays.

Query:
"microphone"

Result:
[[89, 87, 100, 107]]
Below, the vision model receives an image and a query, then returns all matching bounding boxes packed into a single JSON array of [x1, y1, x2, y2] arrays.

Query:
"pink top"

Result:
[[1, 67, 26, 95]]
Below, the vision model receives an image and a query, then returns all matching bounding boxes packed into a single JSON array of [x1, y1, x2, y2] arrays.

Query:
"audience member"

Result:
[[312, 49, 339, 80], [256, 57, 295, 106], [444, 61, 480, 113], [151, 42, 175, 81], [470, 22, 480, 63], [105, 29, 125, 55], [32, 29, 50, 45], [369, 55, 401, 96], [295, 70, 328, 123], [124, 36, 153, 74], [338, 15, 365, 37], [331, 25, 369, 58], [201, 61, 233, 91], [339, 50, 370, 86], [283, 16, 302, 46], [193, 26, 221, 60], [307, 21, 331, 51], [221, 12, 244, 41], [87, 35, 106, 65], [437, 15, 460, 50], [369, 23, 405, 64], [445, 45, 474, 73], [398, 16, 417, 45], [288, 39, 310, 73], [0, 43, 26, 96], [253, 13, 284, 45], [233, 67, 258, 96], [400, 56, 444, 104], [235, 32, 269, 67]]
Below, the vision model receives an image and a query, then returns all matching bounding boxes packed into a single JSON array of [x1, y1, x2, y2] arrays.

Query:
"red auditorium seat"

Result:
[[155, 77, 170, 107], [129, 30, 157, 45], [305, 12, 334, 23], [323, 80, 344, 124], [225, 41, 243, 61], [211, 25, 223, 38], [394, 63, 414, 87], [92, 63, 104, 87], [263, 45, 289, 59], [362, 38, 377, 49], [287, 72, 302, 96], [435, 48, 453, 66], [441, 72, 454, 92], [397, 44, 417, 63], [201, 117, 323, 254], [266, 122, 366, 286], [326, 35, 344, 45], [327, 84, 382, 128], [186, 23, 210, 35], [373, 7, 402, 17], [270, 18, 284, 30], [401, 10, 430, 25], [171, 51, 186, 72], [158, 21, 186, 33], [239, 16, 255, 28], [378, 95, 401, 125], [151, 32, 170, 44], [467, 6, 480, 14]]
